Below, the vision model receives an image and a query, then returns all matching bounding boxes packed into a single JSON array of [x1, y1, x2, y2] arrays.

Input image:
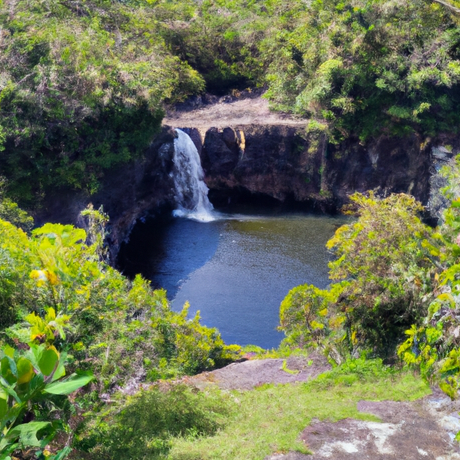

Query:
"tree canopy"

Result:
[[3, 0, 460, 203]]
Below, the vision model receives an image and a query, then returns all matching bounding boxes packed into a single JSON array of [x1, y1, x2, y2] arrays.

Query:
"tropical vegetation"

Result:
[[279, 159, 460, 408], [3, 0, 460, 458], [2, 0, 460, 204], [0, 205, 239, 458]]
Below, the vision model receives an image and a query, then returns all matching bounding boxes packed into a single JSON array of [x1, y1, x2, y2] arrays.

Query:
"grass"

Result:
[[168, 361, 430, 460]]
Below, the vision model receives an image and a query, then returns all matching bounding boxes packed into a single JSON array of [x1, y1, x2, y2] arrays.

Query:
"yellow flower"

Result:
[[45, 270, 59, 285], [30, 269, 47, 287], [30, 269, 59, 286]]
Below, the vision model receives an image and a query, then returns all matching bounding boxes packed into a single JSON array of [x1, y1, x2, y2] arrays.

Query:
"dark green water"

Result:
[[118, 212, 345, 349]]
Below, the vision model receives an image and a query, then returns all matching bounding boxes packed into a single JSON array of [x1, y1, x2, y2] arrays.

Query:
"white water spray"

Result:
[[172, 129, 214, 222]]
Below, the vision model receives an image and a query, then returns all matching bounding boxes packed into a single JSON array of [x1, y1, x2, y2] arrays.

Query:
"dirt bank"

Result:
[[163, 94, 307, 130]]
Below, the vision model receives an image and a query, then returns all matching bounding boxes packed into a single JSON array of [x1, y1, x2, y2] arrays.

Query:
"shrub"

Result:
[[0, 216, 240, 392], [0, 312, 93, 459], [79, 384, 229, 460], [0, 0, 204, 204], [279, 192, 436, 361]]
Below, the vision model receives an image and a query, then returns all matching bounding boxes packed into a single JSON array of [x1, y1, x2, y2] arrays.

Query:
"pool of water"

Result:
[[118, 211, 345, 349]]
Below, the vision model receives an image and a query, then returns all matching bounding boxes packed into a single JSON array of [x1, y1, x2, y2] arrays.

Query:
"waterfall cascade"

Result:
[[172, 129, 214, 222]]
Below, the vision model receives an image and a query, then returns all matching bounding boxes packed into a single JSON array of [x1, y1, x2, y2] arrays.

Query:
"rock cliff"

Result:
[[34, 95, 458, 261], [164, 95, 449, 211], [178, 125, 433, 212]]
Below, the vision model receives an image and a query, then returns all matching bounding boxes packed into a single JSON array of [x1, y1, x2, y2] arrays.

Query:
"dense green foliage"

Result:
[[0, 214, 238, 385], [280, 192, 436, 360], [147, 0, 460, 143], [5, 0, 460, 457], [0, 178, 33, 232], [397, 159, 460, 404], [0, 0, 203, 203], [0, 205, 240, 458], [263, 0, 460, 142], [3, 0, 460, 204], [0, 336, 93, 459], [278, 158, 460, 420]]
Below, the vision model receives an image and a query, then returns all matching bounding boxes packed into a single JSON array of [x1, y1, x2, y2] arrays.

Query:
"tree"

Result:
[[279, 192, 436, 360]]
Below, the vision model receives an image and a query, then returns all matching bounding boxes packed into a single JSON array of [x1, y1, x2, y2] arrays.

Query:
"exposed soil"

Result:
[[163, 95, 307, 130]]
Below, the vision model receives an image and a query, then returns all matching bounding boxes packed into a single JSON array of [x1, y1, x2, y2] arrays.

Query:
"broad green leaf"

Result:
[[0, 380, 20, 404], [44, 372, 93, 395], [25, 312, 44, 329], [51, 351, 67, 382], [26, 344, 45, 373], [16, 357, 35, 385], [27, 372, 45, 394], [2, 345, 14, 359], [0, 389, 7, 419], [38, 347, 59, 376], [0, 402, 27, 434], [1, 357, 17, 385], [6, 421, 52, 448]]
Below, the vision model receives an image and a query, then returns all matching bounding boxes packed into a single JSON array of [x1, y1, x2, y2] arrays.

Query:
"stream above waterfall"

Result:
[[118, 209, 346, 349]]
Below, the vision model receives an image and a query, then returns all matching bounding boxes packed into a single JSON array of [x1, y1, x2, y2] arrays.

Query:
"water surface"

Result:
[[119, 212, 345, 349]]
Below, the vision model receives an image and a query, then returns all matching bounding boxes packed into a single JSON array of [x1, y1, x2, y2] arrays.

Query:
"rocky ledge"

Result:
[[178, 124, 435, 211], [183, 353, 460, 460], [35, 95, 459, 261], [265, 392, 460, 460]]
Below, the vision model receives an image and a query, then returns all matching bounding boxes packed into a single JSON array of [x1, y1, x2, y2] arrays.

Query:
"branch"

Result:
[[17, 72, 36, 86], [432, 0, 460, 14]]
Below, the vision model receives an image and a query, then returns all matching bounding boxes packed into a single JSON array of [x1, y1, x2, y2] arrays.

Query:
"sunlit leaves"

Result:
[[0, 0, 204, 202], [38, 347, 59, 376], [44, 371, 94, 395], [0, 342, 93, 456], [0, 210, 246, 458], [262, 0, 460, 141], [1, 212, 240, 397], [279, 284, 335, 344], [281, 192, 436, 360]]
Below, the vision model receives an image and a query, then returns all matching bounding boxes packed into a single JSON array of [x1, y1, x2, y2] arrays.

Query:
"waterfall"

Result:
[[171, 129, 214, 222]]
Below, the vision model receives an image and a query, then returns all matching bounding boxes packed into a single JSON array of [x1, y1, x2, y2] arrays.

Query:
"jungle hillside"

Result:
[[2, 0, 460, 204], [3, 0, 460, 459]]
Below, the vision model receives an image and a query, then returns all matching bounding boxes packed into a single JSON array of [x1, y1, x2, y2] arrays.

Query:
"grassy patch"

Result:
[[241, 344, 312, 360], [168, 365, 430, 460]]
